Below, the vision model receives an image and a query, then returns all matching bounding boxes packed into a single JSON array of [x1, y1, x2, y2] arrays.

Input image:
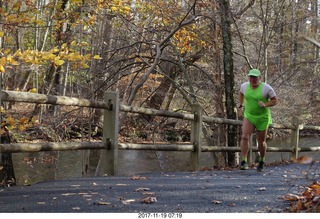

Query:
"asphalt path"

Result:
[[0, 162, 318, 214]]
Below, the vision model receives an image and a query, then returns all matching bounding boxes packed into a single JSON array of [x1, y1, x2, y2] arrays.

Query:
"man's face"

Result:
[[249, 76, 260, 87]]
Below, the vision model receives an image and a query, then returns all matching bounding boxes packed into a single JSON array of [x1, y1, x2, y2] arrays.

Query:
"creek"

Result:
[[11, 136, 320, 185]]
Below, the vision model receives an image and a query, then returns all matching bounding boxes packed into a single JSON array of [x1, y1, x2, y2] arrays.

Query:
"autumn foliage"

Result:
[[285, 181, 320, 212]]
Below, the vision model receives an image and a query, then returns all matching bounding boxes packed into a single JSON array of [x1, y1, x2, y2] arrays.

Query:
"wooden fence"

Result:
[[0, 90, 320, 176]]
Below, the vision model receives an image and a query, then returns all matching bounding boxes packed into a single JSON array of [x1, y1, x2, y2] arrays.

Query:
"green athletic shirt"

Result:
[[240, 82, 276, 131]]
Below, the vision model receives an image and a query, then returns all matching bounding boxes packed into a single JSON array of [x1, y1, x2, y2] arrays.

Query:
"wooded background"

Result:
[[0, 0, 319, 162]]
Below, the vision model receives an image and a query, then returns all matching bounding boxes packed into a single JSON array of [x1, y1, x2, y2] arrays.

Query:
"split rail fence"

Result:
[[0, 90, 320, 176]]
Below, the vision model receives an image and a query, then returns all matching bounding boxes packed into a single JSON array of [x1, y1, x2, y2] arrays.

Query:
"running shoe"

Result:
[[240, 160, 248, 170]]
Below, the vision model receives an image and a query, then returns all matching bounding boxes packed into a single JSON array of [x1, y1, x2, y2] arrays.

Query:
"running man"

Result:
[[238, 69, 278, 171]]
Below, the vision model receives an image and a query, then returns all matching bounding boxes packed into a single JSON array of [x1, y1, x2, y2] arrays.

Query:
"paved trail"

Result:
[[0, 163, 317, 213]]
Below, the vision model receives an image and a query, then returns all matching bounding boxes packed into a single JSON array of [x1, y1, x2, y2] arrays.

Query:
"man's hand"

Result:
[[237, 107, 244, 119], [258, 100, 265, 108]]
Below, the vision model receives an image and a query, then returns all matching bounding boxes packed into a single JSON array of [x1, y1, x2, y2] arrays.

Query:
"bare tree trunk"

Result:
[[90, 13, 115, 176], [147, 57, 179, 111], [47, 0, 70, 115], [309, 0, 319, 107], [212, 1, 227, 167], [218, 0, 237, 166], [276, 1, 285, 74], [0, 11, 8, 182], [290, 0, 299, 77], [144, 47, 203, 121], [0, 130, 16, 187], [92, 14, 115, 131], [0, 0, 3, 48]]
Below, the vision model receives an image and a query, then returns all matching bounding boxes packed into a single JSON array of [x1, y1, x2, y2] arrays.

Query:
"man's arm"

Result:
[[265, 96, 278, 107], [239, 92, 244, 108], [259, 96, 278, 108]]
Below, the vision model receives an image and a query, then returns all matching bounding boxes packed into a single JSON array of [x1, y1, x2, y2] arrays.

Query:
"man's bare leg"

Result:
[[240, 118, 255, 169], [256, 129, 268, 171]]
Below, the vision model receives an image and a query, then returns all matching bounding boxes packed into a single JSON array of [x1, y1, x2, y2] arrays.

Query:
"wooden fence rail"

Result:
[[1, 142, 320, 154], [1, 90, 320, 176]]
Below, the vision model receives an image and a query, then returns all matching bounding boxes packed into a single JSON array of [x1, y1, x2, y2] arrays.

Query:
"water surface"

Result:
[[11, 136, 320, 185]]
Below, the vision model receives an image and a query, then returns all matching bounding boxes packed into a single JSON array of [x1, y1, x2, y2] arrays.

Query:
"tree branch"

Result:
[[235, 0, 256, 19], [119, 7, 200, 127], [234, 51, 253, 69], [301, 35, 320, 48]]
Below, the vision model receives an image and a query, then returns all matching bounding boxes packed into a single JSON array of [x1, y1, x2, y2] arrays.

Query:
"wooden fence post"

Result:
[[190, 104, 202, 170], [290, 116, 300, 160], [103, 91, 119, 175]]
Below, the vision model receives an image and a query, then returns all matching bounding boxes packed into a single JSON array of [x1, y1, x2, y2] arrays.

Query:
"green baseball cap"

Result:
[[248, 69, 261, 77]]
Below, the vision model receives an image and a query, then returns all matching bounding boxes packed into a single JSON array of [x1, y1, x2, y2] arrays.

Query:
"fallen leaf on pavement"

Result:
[[142, 197, 157, 204], [287, 181, 320, 212], [131, 175, 148, 180], [143, 192, 155, 195], [282, 193, 303, 201], [97, 201, 111, 205], [115, 184, 129, 186], [61, 193, 77, 196], [122, 199, 136, 205], [135, 187, 150, 192]]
